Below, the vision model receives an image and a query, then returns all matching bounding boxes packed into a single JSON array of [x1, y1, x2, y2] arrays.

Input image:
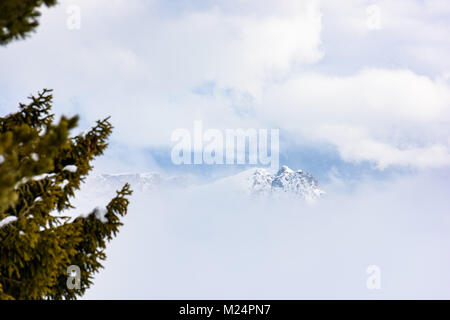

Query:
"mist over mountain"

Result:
[[79, 165, 324, 205], [77, 169, 450, 299], [208, 166, 325, 201]]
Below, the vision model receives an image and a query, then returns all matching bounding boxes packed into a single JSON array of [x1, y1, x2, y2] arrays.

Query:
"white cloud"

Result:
[[0, 0, 323, 96], [78, 170, 450, 299], [259, 69, 450, 169], [150, 2, 323, 95], [319, 0, 450, 74], [318, 125, 450, 169], [0, 0, 322, 147]]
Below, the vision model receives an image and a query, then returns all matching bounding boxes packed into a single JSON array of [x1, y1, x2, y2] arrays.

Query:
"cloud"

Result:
[[0, 0, 324, 96], [319, 125, 450, 169], [318, 0, 450, 75], [258, 69, 450, 169], [148, 1, 323, 95], [76, 170, 450, 299], [0, 0, 322, 147]]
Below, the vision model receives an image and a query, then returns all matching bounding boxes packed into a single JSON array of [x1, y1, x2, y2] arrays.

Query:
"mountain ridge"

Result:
[[85, 165, 324, 201]]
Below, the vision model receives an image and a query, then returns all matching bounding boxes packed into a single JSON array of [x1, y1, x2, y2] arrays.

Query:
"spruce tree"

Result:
[[0, 89, 132, 299], [0, 0, 58, 45]]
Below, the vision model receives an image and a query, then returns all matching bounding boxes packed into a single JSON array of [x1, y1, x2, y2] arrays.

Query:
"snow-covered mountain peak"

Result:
[[277, 165, 294, 175], [270, 166, 324, 200], [209, 166, 325, 200]]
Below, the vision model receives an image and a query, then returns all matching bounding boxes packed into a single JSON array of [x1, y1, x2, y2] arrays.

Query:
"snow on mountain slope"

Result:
[[70, 166, 324, 217], [271, 166, 325, 200], [209, 165, 325, 200], [81, 166, 324, 200]]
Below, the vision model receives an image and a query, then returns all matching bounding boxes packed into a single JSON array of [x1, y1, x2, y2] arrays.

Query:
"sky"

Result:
[[1, 0, 450, 178], [1, 0, 450, 298]]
